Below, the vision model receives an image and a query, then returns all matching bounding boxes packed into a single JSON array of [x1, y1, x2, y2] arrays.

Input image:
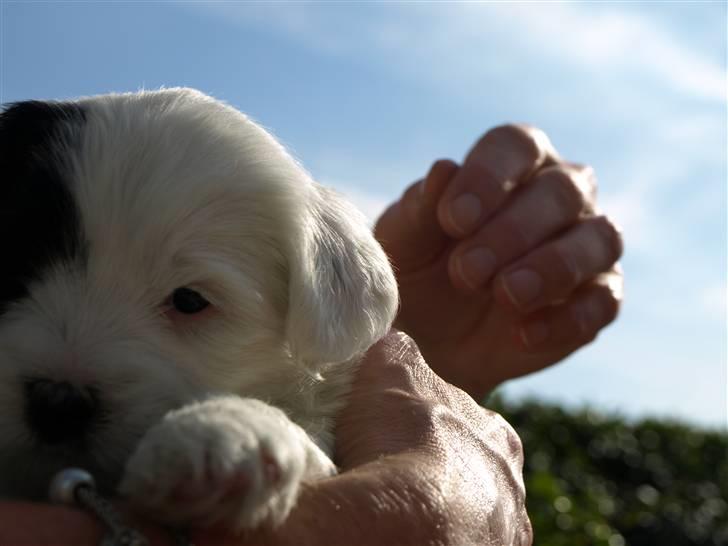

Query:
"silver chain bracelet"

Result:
[[48, 468, 193, 546]]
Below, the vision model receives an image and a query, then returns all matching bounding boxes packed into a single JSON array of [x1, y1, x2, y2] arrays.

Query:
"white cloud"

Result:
[[188, 2, 726, 103], [196, 0, 726, 282], [481, 3, 726, 102]]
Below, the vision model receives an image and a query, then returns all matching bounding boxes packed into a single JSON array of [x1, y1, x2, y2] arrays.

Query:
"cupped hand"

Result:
[[331, 330, 532, 546], [375, 125, 624, 399], [203, 330, 532, 546]]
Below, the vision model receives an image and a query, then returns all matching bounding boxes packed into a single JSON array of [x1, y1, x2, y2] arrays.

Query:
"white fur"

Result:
[[0, 88, 398, 529]]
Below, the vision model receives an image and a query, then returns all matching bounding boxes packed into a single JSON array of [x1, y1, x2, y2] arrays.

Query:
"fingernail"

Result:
[[520, 321, 549, 348], [456, 247, 497, 289], [448, 193, 482, 234], [502, 269, 542, 308]]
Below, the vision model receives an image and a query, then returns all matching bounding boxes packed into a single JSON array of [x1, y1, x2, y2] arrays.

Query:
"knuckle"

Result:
[[395, 330, 422, 357], [565, 161, 598, 197], [598, 284, 622, 324], [592, 215, 625, 262], [539, 166, 585, 215], [391, 335, 427, 373], [427, 159, 459, 189], [429, 158, 458, 178], [572, 284, 621, 340], [385, 329, 417, 349], [504, 423, 525, 460], [579, 163, 598, 194], [481, 124, 542, 164], [365, 331, 422, 373], [489, 412, 524, 459]]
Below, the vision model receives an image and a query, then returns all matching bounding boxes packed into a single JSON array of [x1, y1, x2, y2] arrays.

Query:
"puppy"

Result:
[[0, 89, 398, 529]]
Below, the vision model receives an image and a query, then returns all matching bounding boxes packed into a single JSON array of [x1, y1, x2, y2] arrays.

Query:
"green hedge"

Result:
[[486, 396, 728, 546]]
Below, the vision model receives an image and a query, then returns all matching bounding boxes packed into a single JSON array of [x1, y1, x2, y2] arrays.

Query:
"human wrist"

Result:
[[191, 456, 450, 546]]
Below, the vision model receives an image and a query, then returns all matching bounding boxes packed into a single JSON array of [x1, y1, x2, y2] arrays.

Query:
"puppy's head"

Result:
[[0, 88, 397, 498]]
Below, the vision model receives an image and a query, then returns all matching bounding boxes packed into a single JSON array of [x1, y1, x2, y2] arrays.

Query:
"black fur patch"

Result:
[[0, 100, 85, 313]]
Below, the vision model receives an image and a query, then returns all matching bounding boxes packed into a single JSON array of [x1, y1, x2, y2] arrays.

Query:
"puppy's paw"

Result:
[[119, 397, 334, 530]]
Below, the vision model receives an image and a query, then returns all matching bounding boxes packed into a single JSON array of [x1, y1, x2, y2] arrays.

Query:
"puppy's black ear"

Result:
[[286, 185, 398, 365]]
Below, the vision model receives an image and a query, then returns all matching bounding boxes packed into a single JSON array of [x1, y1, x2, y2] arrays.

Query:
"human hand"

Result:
[[375, 125, 624, 399], [199, 330, 532, 546]]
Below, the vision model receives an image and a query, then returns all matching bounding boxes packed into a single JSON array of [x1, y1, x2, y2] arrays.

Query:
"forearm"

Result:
[[198, 455, 452, 546]]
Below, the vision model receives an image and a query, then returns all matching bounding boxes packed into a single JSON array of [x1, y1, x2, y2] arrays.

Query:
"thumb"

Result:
[[374, 160, 459, 275]]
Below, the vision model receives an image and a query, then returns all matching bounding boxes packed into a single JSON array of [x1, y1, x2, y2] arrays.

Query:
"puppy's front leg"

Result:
[[119, 396, 336, 530]]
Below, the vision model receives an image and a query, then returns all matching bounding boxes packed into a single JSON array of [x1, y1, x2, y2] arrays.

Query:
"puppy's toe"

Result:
[[119, 401, 307, 530], [164, 447, 286, 526]]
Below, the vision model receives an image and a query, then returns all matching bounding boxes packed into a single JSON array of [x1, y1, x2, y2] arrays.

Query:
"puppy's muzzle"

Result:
[[24, 378, 101, 445]]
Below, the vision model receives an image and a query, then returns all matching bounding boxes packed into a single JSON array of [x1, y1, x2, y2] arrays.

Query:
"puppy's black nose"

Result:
[[24, 379, 100, 445]]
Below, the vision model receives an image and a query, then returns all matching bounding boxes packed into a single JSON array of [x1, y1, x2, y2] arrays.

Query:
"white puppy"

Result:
[[0, 89, 398, 529]]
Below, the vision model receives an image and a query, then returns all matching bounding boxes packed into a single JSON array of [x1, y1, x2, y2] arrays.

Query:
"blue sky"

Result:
[[2, 1, 726, 428]]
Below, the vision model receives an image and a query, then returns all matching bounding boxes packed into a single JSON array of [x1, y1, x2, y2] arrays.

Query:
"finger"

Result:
[[494, 215, 624, 313], [374, 159, 459, 274], [514, 269, 623, 352], [436, 124, 559, 238], [448, 164, 597, 291]]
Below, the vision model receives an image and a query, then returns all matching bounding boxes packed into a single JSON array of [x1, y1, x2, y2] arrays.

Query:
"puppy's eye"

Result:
[[171, 287, 210, 314]]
